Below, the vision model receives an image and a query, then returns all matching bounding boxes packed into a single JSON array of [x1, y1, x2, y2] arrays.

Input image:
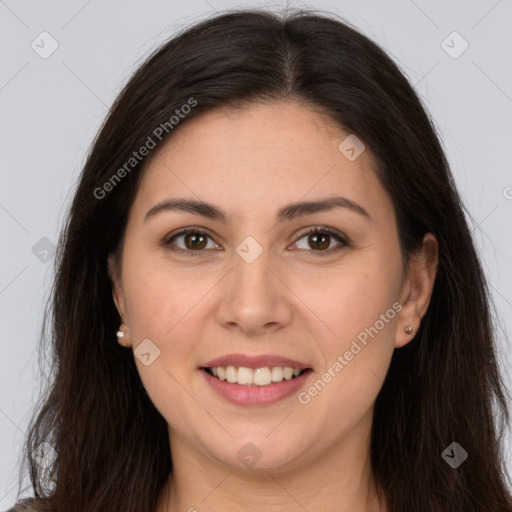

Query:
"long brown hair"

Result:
[[13, 8, 512, 512]]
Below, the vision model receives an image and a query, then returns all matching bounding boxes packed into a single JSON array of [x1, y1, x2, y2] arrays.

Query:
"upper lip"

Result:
[[202, 353, 311, 370]]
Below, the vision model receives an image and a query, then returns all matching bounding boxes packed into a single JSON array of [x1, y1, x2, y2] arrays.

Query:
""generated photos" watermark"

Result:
[[298, 301, 402, 404], [93, 97, 198, 200]]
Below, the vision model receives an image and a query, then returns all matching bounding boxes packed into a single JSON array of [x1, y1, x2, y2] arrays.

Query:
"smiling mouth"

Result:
[[202, 366, 312, 386]]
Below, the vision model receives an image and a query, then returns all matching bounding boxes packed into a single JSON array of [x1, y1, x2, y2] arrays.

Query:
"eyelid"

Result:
[[163, 225, 350, 255], [294, 225, 350, 244]]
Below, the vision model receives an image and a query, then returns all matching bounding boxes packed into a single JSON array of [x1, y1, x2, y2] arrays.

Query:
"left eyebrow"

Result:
[[143, 196, 373, 223], [277, 196, 372, 222]]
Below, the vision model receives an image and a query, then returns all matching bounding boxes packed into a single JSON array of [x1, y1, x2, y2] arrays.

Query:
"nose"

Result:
[[214, 246, 293, 337]]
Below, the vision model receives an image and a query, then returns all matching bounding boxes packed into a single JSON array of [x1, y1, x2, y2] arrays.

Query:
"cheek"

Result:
[[121, 252, 216, 376], [301, 303, 397, 437], [291, 255, 400, 406], [121, 244, 204, 336], [124, 281, 205, 372], [291, 256, 399, 342], [123, 262, 209, 422]]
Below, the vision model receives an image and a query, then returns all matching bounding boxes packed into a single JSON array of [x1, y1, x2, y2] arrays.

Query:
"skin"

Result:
[[108, 100, 438, 512]]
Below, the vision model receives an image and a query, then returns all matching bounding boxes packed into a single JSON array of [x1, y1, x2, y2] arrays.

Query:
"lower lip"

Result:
[[201, 368, 313, 406]]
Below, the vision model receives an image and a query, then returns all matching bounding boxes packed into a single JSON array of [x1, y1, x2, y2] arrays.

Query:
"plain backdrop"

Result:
[[1, 0, 511, 506]]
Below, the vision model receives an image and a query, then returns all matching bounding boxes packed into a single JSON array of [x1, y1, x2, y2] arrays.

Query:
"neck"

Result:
[[156, 409, 387, 512]]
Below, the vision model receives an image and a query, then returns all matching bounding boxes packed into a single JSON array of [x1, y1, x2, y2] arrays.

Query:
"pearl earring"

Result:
[[404, 325, 413, 335], [116, 327, 126, 345]]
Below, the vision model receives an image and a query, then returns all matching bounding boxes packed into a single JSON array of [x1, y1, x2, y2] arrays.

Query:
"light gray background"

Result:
[[1, 0, 511, 506]]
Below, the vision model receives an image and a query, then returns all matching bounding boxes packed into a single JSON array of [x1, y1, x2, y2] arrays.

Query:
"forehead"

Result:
[[132, 101, 392, 223]]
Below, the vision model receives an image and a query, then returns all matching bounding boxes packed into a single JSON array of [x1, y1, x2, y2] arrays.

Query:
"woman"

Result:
[[8, 8, 512, 512]]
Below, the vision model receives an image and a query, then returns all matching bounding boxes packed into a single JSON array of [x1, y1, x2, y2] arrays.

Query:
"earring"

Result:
[[404, 325, 414, 335], [116, 326, 127, 346]]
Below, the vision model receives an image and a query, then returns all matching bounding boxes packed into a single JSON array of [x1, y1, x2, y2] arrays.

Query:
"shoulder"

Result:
[[4, 500, 39, 512]]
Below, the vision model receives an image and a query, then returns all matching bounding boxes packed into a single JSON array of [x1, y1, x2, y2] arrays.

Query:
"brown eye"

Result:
[[307, 232, 331, 250], [183, 232, 208, 250], [292, 227, 349, 253], [164, 228, 220, 255]]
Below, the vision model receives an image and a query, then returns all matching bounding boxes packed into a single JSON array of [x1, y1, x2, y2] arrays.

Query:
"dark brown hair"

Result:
[[12, 8, 512, 512]]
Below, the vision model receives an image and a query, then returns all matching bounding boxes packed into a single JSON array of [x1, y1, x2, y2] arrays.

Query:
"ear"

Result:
[[107, 252, 128, 323], [395, 232, 438, 348]]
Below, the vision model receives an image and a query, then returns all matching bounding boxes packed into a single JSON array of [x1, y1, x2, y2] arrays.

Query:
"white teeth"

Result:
[[253, 368, 272, 386], [283, 367, 293, 380], [207, 365, 305, 386], [271, 366, 283, 382], [237, 367, 253, 385], [225, 365, 237, 383]]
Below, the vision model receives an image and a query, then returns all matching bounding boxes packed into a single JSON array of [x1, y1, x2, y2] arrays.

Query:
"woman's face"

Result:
[[109, 100, 435, 472]]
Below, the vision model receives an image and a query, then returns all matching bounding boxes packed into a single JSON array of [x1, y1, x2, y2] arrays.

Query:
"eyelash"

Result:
[[162, 226, 350, 257]]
